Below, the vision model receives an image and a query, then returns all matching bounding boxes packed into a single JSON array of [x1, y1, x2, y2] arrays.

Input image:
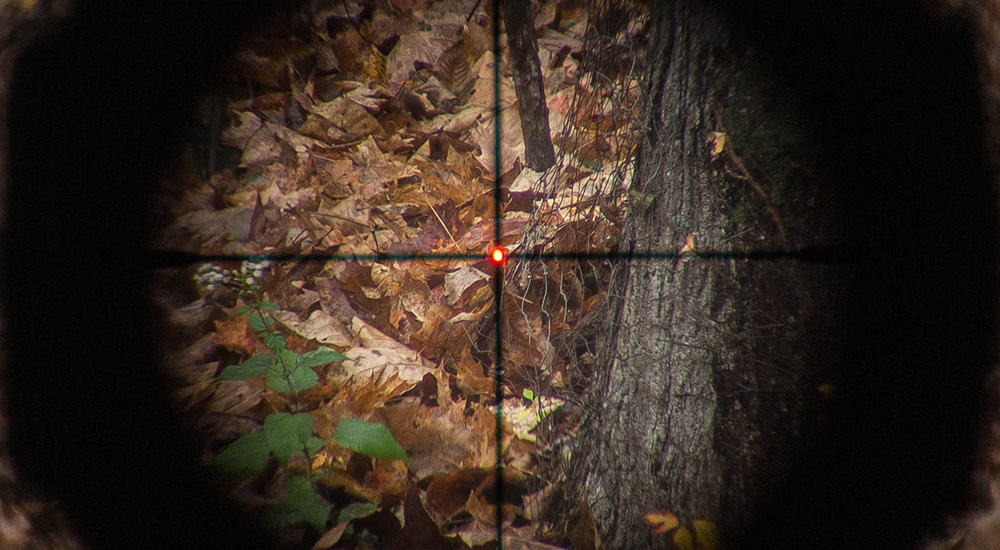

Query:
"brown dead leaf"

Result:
[[230, 37, 315, 91], [366, 9, 417, 55], [311, 522, 348, 550], [469, 104, 525, 176], [350, 136, 414, 200], [346, 372, 412, 414], [312, 96, 383, 139], [220, 110, 263, 149], [453, 347, 493, 400], [207, 379, 265, 416], [177, 206, 258, 244], [398, 482, 451, 550], [239, 125, 282, 168], [443, 266, 490, 306], [330, 29, 369, 77], [386, 31, 452, 83], [425, 468, 489, 523], [274, 309, 353, 347], [211, 314, 257, 355], [380, 397, 493, 478]]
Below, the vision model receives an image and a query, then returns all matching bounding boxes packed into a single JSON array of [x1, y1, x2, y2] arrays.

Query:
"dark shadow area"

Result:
[[724, 0, 999, 548], [2, 1, 295, 547]]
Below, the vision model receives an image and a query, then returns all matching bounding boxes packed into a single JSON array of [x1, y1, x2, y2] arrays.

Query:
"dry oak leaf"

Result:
[[379, 399, 485, 479]]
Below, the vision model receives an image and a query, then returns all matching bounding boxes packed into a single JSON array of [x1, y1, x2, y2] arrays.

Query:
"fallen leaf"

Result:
[[643, 510, 679, 535], [679, 232, 697, 262], [312, 522, 348, 549], [273, 309, 353, 348], [708, 131, 726, 159], [443, 266, 490, 306]]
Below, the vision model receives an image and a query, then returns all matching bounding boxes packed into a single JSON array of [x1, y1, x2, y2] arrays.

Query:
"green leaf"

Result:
[[298, 347, 348, 368], [263, 413, 315, 464], [334, 418, 410, 465], [262, 332, 286, 353], [234, 305, 253, 315], [260, 301, 279, 310], [266, 349, 318, 392], [218, 354, 271, 380], [336, 502, 378, 525], [522, 388, 535, 401], [306, 436, 326, 456], [263, 476, 332, 531], [247, 312, 274, 332], [211, 430, 270, 479]]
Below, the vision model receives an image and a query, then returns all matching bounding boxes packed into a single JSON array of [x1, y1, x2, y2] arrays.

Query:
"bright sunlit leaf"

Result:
[[708, 131, 726, 159], [642, 510, 680, 534]]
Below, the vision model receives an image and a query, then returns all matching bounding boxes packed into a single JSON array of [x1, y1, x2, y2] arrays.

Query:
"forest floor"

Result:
[[143, 0, 635, 548]]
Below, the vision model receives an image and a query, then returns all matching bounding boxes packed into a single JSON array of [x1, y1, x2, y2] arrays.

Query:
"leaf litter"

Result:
[[149, 0, 641, 547]]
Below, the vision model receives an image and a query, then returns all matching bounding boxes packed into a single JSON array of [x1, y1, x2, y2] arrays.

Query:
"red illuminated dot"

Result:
[[490, 247, 505, 264]]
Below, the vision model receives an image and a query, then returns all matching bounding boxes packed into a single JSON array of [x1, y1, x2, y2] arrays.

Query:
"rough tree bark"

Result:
[[562, 0, 1000, 548], [561, 1, 828, 548]]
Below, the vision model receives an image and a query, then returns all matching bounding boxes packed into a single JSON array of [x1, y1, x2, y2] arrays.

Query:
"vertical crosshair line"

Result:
[[491, 0, 505, 548]]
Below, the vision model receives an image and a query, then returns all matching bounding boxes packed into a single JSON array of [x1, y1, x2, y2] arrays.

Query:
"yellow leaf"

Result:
[[311, 451, 332, 470], [679, 233, 697, 262], [642, 510, 679, 534], [692, 519, 717, 550], [673, 527, 694, 550], [708, 131, 727, 159]]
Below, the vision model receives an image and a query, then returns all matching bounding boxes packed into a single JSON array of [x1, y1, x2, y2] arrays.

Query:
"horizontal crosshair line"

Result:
[[146, 245, 848, 267]]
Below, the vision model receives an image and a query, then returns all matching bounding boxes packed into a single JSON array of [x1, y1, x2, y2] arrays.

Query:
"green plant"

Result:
[[208, 279, 410, 535]]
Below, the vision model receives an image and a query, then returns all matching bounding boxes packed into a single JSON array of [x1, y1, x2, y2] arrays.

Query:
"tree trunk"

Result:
[[500, 0, 555, 171], [562, 2, 825, 547]]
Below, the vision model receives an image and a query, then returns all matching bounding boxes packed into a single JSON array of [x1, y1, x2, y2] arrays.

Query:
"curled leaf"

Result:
[[679, 233, 697, 262], [642, 510, 679, 534]]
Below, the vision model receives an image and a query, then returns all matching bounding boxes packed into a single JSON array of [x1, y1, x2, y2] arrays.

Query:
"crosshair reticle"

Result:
[[141, 5, 850, 550]]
